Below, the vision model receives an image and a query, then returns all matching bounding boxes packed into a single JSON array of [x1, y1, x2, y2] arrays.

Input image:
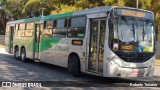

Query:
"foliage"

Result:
[[0, 0, 159, 39], [23, 0, 55, 17]]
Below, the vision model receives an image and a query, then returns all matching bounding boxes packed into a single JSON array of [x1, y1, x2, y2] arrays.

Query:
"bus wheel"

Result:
[[68, 55, 80, 77], [14, 47, 19, 60], [20, 48, 27, 62]]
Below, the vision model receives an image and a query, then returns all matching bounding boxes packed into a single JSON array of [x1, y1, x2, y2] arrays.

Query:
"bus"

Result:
[[5, 6, 158, 77]]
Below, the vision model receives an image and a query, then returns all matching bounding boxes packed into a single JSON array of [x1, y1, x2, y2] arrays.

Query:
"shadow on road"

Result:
[[0, 52, 159, 88]]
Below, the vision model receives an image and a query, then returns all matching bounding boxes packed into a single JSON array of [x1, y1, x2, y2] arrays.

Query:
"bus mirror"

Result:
[[155, 25, 158, 41]]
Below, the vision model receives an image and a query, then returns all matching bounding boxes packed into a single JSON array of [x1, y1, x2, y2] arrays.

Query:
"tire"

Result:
[[68, 55, 80, 77], [20, 48, 27, 62], [14, 47, 19, 60]]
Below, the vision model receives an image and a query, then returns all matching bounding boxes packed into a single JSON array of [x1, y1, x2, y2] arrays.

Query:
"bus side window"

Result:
[[53, 20, 57, 28], [43, 20, 53, 37], [52, 19, 67, 38], [25, 22, 34, 37], [20, 23, 26, 37], [16, 23, 25, 37], [68, 16, 86, 38], [68, 18, 71, 27], [44, 20, 53, 29]]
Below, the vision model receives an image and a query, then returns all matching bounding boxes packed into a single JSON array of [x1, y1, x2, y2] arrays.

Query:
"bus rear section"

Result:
[[5, 23, 14, 54]]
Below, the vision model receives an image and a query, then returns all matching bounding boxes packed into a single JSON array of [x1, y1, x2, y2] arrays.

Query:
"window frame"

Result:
[[52, 18, 69, 38], [44, 20, 53, 29], [19, 23, 26, 30], [67, 15, 87, 38], [26, 22, 34, 30]]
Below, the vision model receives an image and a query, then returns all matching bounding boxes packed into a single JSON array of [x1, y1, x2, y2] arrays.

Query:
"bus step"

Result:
[[34, 59, 40, 62]]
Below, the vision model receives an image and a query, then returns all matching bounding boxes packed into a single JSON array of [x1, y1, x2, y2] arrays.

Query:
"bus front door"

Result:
[[88, 19, 106, 74], [33, 24, 41, 59], [9, 26, 14, 53]]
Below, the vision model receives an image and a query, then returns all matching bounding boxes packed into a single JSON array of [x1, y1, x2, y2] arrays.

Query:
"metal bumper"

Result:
[[104, 61, 155, 77]]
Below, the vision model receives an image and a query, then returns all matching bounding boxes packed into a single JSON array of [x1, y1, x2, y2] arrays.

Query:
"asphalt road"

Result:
[[0, 48, 159, 90]]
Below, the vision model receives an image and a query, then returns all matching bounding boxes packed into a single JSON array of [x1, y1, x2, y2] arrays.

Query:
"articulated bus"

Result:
[[5, 6, 158, 77]]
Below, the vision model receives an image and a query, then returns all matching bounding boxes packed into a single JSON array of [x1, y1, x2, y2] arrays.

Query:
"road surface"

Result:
[[0, 48, 159, 90]]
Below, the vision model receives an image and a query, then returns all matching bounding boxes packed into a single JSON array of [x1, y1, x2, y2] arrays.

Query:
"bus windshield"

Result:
[[109, 16, 155, 53]]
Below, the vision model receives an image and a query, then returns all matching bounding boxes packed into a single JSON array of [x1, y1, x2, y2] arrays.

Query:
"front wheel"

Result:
[[68, 55, 80, 77], [20, 48, 27, 62]]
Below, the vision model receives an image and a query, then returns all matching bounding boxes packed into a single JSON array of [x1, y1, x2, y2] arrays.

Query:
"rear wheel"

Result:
[[14, 47, 19, 60], [68, 55, 80, 77], [20, 48, 27, 62]]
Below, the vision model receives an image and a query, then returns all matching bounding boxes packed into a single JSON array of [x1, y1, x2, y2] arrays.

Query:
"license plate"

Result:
[[131, 71, 139, 75]]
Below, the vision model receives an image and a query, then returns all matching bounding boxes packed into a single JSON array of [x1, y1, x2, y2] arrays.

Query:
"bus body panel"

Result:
[[40, 38, 68, 67], [23, 36, 34, 59]]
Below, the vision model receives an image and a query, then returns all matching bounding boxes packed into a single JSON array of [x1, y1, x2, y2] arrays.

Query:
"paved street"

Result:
[[0, 48, 159, 90]]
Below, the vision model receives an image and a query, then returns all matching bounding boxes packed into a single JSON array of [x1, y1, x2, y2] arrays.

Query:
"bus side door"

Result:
[[33, 24, 41, 59], [88, 18, 106, 74], [9, 26, 14, 53]]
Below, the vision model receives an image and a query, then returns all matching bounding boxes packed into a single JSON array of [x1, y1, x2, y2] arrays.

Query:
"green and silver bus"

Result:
[[5, 6, 158, 77]]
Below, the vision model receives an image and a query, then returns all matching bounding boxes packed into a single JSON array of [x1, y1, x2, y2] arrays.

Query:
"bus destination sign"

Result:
[[114, 8, 154, 20], [121, 10, 145, 18]]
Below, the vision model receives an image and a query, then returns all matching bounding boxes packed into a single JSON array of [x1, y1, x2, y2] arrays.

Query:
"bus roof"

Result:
[[6, 6, 153, 25]]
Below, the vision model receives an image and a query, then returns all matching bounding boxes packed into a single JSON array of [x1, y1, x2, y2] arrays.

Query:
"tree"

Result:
[[103, 0, 125, 6], [23, 0, 55, 17], [0, 0, 159, 38], [2, 0, 26, 20], [150, 0, 160, 40]]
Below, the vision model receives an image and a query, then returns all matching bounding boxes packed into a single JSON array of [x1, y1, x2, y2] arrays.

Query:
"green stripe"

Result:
[[44, 12, 73, 20], [40, 37, 61, 51]]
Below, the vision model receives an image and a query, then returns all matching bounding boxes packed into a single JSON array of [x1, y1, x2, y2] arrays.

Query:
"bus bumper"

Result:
[[104, 61, 155, 77]]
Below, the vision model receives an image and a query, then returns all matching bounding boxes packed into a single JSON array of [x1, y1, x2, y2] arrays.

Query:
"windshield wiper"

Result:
[[132, 23, 136, 40], [142, 25, 145, 41]]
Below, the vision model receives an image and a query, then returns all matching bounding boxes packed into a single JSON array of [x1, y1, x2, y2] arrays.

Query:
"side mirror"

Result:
[[155, 25, 158, 41]]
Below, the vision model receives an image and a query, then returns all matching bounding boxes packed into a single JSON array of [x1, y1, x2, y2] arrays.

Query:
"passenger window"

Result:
[[43, 20, 53, 37], [68, 16, 86, 38], [57, 19, 64, 28], [26, 22, 34, 30], [52, 19, 68, 38], [44, 20, 53, 29], [19, 23, 26, 30], [53, 20, 57, 28]]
